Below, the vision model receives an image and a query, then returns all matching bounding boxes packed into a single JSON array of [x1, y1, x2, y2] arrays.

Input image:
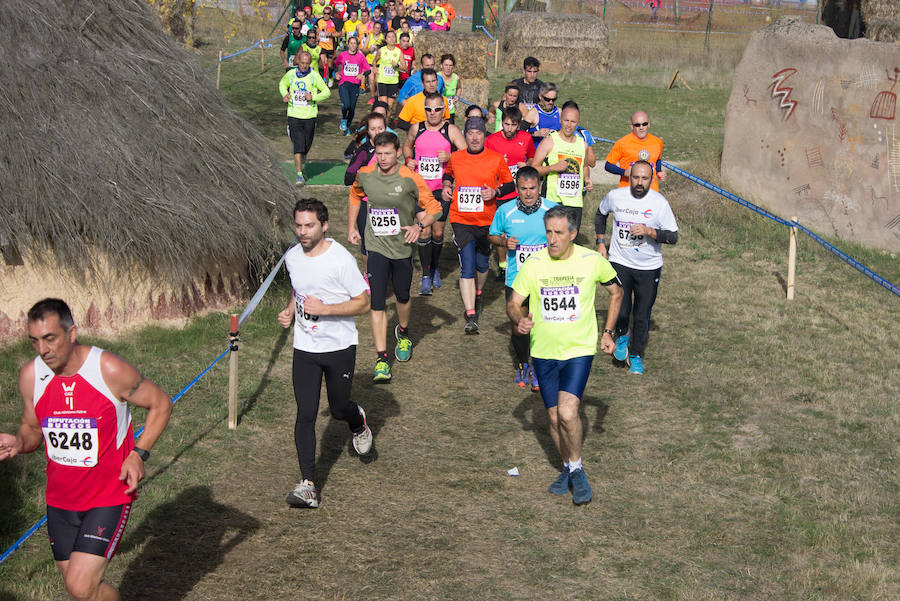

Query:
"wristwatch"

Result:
[[602, 329, 615, 336], [133, 446, 150, 461]]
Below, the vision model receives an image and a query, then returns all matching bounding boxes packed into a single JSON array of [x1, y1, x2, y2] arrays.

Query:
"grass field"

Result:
[[1, 10, 898, 601]]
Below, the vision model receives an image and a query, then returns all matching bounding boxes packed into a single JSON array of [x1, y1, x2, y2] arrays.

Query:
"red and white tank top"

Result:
[[414, 122, 453, 191], [33, 346, 136, 510]]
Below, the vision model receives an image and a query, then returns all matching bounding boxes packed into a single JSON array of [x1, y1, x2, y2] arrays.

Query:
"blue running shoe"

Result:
[[614, 333, 629, 361], [548, 467, 570, 495], [432, 268, 442, 288], [570, 468, 592, 505], [514, 363, 527, 388], [339, 119, 347, 132], [627, 354, 644, 375], [419, 275, 433, 296], [295, 173, 306, 186], [527, 362, 540, 392]]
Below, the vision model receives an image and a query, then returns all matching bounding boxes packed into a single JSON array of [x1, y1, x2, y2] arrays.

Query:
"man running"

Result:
[[530, 100, 593, 233], [512, 56, 543, 110], [523, 82, 560, 148], [0, 298, 173, 600], [315, 6, 339, 86], [488, 166, 555, 390], [604, 109, 667, 192], [507, 206, 623, 505], [281, 19, 306, 70], [595, 160, 678, 375], [487, 83, 521, 133], [279, 51, 331, 185], [485, 104, 535, 281], [396, 68, 450, 130], [349, 132, 442, 381], [403, 91, 466, 294], [397, 54, 445, 105], [441, 116, 516, 334], [278, 198, 374, 509]]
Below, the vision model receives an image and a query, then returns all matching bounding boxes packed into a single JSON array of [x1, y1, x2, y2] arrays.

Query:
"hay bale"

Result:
[[866, 18, 900, 42], [412, 31, 489, 79], [500, 11, 611, 74], [458, 78, 490, 111]]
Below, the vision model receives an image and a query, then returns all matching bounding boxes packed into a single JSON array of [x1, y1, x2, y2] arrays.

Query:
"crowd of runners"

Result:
[[0, 5, 681, 598]]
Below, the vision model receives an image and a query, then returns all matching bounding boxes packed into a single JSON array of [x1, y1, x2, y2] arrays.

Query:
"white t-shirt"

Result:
[[284, 239, 369, 353], [598, 187, 678, 270]]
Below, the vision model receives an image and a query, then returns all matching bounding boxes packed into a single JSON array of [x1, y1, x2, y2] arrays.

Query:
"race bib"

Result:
[[370, 207, 401, 236], [417, 156, 442, 180], [540, 285, 580, 322], [335, 2, 345, 11], [557, 173, 581, 197], [343, 62, 360, 77], [287, 53, 295, 65], [42, 417, 98, 468], [319, 31, 329, 42], [382, 65, 396, 77], [509, 164, 519, 177], [615, 220, 644, 248], [293, 292, 320, 331], [447, 97, 455, 111], [515, 243, 545, 269], [457, 186, 483, 212], [292, 89, 310, 107]]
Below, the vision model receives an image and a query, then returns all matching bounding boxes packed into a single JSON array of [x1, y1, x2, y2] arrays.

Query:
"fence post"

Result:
[[260, 39, 265, 71], [494, 38, 499, 69], [216, 50, 222, 89], [787, 216, 797, 300], [704, 0, 714, 53], [227, 314, 239, 429]]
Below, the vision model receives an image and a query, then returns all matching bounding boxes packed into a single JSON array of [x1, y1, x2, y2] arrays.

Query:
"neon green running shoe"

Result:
[[373, 358, 391, 382], [394, 325, 413, 362]]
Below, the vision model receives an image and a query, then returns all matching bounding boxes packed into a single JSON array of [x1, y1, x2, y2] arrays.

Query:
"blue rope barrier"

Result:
[[0, 517, 47, 566], [593, 137, 898, 298], [476, 25, 495, 41]]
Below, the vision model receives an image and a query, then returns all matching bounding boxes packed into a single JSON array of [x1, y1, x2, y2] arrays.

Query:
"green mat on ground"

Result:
[[281, 160, 346, 185]]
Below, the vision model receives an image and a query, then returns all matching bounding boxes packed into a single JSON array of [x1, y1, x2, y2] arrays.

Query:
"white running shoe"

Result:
[[352, 407, 374, 456], [285, 480, 319, 508]]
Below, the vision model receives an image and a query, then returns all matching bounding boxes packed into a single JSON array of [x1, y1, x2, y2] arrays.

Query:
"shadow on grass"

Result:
[[118, 486, 260, 601], [0, 458, 27, 549], [315, 374, 401, 494], [239, 326, 290, 424], [513, 393, 610, 469]]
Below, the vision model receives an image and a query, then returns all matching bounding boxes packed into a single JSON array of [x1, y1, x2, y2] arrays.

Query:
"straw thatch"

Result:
[[412, 31, 490, 79], [863, 0, 900, 41], [0, 0, 297, 341], [458, 78, 490, 111], [499, 11, 611, 74]]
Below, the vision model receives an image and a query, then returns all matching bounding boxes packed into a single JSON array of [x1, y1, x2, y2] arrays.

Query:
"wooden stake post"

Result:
[[260, 39, 265, 71], [787, 216, 797, 300], [228, 314, 239, 429], [494, 38, 499, 70], [216, 50, 223, 89]]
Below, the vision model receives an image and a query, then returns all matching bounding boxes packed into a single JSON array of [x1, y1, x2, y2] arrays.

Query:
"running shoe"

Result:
[[464, 314, 479, 335], [548, 467, 570, 495], [527, 363, 540, 392], [432, 268, 442, 288], [569, 468, 592, 505], [339, 119, 347, 132], [474, 293, 484, 320], [295, 174, 306, 186], [373, 358, 391, 382], [614, 333, 629, 361], [419, 275, 433, 296], [494, 267, 505, 283], [352, 407, 373, 455], [328, 77, 335, 88], [627, 354, 644, 375], [286, 480, 319, 508], [394, 325, 412, 362], [514, 363, 527, 388]]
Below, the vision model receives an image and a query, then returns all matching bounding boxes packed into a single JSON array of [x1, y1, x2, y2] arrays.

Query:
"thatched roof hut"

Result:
[[0, 0, 296, 343]]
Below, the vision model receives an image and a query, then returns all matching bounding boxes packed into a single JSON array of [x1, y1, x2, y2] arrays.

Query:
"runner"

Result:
[[281, 20, 306, 70], [315, 5, 340, 87], [374, 30, 402, 119], [487, 83, 520, 133], [279, 51, 331, 185], [402, 92, 466, 294], [438, 53, 460, 124], [361, 21, 384, 103], [396, 68, 450, 130], [397, 54, 446, 105], [604, 109, 667, 192], [512, 56, 543, 109], [530, 100, 593, 232], [348, 132, 442, 381], [523, 82, 561, 148], [335, 36, 372, 135], [507, 206, 624, 505], [397, 32, 416, 87], [485, 105, 535, 281], [0, 298, 173, 600], [345, 112, 388, 273], [441, 116, 516, 334], [278, 198, 373, 509], [301, 31, 324, 77], [595, 160, 678, 375], [488, 166, 556, 389], [341, 6, 361, 42]]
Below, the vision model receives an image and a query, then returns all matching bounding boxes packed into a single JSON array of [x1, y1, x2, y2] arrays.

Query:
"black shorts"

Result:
[[450, 222, 492, 255], [367, 251, 413, 311], [47, 503, 131, 561], [321, 48, 335, 59], [288, 116, 317, 155], [377, 82, 399, 99]]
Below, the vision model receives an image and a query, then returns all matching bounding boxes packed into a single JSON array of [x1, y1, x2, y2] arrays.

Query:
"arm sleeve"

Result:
[[281, 36, 290, 51], [497, 181, 516, 197], [655, 158, 663, 173], [345, 146, 371, 186], [656, 229, 678, 245], [604, 161, 625, 176], [594, 210, 609, 237], [397, 78, 415, 103]]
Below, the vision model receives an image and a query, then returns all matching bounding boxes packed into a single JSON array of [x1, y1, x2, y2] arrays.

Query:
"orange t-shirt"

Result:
[[605, 132, 664, 191], [398, 92, 450, 125], [445, 148, 513, 226]]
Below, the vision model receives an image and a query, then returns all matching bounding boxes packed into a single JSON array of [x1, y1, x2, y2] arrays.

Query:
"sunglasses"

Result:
[[424, 106, 443, 113], [541, 95, 557, 102], [632, 121, 649, 127]]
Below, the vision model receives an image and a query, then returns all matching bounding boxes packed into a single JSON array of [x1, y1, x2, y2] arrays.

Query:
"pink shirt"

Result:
[[335, 51, 370, 87]]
